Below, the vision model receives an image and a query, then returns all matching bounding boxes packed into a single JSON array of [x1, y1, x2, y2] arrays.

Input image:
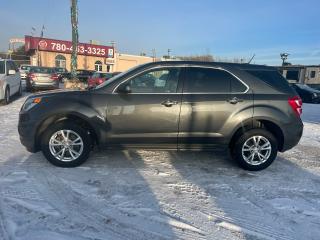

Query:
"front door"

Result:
[[178, 66, 252, 149], [104, 67, 182, 149]]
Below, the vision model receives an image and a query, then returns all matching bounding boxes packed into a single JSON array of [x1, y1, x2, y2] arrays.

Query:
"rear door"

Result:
[[178, 66, 251, 149]]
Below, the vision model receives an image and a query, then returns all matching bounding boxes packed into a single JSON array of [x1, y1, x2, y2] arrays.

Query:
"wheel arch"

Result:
[[229, 118, 284, 151], [35, 112, 99, 151]]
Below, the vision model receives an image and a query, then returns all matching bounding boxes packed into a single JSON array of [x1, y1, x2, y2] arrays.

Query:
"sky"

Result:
[[0, 0, 319, 65]]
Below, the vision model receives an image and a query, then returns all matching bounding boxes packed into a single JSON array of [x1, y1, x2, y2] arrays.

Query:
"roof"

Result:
[[142, 61, 276, 71]]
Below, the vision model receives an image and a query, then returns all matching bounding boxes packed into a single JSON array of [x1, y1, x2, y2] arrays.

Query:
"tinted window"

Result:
[[185, 67, 245, 93], [247, 70, 291, 92], [286, 70, 299, 80], [0, 61, 4, 74], [30, 67, 53, 74], [124, 68, 180, 93]]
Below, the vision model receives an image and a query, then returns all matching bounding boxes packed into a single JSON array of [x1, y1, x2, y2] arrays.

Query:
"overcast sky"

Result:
[[0, 0, 319, 65]]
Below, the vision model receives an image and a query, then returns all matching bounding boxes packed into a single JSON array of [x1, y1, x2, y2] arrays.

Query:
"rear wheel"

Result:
[[41, 121, 92, 167], [3, 87, 10, 105], [231, 129, 278, 171]]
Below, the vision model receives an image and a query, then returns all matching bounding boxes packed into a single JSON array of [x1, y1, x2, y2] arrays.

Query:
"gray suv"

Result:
[[18, 61, 303, 170]]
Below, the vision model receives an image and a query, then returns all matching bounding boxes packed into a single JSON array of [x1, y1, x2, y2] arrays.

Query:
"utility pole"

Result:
[[70, 0, 78, 80], [152, 49, 156, 62], [167, 49, 171, 59]]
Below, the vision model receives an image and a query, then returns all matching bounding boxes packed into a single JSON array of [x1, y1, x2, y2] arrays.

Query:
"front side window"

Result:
[[123, 68, 180, 93], [184, 67, 245, 93]]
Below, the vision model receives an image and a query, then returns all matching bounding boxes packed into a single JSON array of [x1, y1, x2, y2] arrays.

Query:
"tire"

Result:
[[231, 129, 278, 171], [41, 121, 92, 167], [3, 87, 10, 105], [17, 83, 22, 96]]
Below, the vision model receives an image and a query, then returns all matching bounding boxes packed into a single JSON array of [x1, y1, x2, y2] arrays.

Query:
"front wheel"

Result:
[[17, 83, 22, 96], [41, 121, 92, 167], [231, 129, 278, 171]]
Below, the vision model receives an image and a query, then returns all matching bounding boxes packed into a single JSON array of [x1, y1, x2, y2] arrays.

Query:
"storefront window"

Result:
[[95, 61, 103, 72], [55, 55, 66, 68]]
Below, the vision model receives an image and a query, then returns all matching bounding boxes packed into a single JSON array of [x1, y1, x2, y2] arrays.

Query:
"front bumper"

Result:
[[18, 113, 38, 153]]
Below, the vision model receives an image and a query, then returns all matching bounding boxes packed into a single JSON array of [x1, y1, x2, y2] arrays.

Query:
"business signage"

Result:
[[25, 36, 114, 58], [10, 38, 25, 44]]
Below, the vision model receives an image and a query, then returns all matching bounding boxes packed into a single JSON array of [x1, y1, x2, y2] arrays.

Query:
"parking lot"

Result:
[[0, 94, 319, 240]]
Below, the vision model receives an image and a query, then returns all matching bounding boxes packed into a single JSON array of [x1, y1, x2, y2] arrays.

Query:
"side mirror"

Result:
[[117, 83, 131, 93], [8, 70, 16, 75]]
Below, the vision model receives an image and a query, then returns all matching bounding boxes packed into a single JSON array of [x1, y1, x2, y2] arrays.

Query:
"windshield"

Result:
[[0, 61, 4, 74], [95, 65, 141, 89]]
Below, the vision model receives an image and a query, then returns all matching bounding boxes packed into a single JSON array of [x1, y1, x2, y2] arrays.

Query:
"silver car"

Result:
[[26, 67, 59, 92]]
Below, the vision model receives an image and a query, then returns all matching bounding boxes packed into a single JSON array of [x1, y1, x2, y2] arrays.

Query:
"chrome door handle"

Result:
[[161, 100, 178, 107], [228, 97, 243, 104]]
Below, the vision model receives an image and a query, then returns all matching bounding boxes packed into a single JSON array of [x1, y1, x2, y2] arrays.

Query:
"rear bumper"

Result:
[[281, 119, 304, 152], [27, 81, 59, 90]]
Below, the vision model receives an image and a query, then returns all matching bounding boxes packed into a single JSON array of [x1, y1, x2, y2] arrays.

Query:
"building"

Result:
[[24, 36, 153, 72], [279, 65, 320, 89]]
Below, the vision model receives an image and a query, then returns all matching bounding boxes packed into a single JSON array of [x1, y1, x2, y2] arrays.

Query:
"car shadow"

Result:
[[0, 150, 180, 240], [164, 150, 320, 239]]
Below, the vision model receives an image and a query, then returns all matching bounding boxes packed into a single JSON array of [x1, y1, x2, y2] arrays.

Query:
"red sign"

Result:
[[25, 36, 114, 58]]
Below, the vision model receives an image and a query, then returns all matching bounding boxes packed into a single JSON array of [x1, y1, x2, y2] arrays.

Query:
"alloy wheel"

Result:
[[49, 130, 84, 162], [241, 135, 272, 166]]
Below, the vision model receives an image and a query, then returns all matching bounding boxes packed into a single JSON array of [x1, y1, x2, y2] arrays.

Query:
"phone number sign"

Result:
[[25, 36, 114, 58]]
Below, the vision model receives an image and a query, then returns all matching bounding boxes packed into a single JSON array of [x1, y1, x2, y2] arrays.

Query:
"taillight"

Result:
[[27, 73, 36, 80], [288, 96, 302, 117], [50, 74, 59, 81]]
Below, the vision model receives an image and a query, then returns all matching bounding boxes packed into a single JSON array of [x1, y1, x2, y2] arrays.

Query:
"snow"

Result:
[[0, 95, 320, 240]]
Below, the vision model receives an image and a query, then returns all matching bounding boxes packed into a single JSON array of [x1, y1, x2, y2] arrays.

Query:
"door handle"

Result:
[[161, 100, 178, 107], [227, 97, 243, 104]]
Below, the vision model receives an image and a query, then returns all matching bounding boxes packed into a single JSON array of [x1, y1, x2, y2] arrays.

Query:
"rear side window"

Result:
[[246, 70, 291, 92], [185, 67, 247, 93]]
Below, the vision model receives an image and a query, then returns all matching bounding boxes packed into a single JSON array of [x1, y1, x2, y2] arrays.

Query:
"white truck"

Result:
[[0, 59, 22, 104]]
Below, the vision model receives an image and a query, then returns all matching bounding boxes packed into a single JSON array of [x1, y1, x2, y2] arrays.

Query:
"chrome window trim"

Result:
[[112, 64, 249, 94]]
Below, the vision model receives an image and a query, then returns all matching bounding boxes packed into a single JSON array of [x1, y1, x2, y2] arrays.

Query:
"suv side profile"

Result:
[[0, 59, 22, 104], [18, 61, 303, 170]]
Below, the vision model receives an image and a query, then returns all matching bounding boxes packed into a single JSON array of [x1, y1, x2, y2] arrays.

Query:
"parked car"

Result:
[[291, 83, 320, 104], [63, 70, 95, 83], [19, 64, 33, 80], [26, 67, 59, 92], [87, 72, 113, 88], [0, 59, 22, 104], [18, 61, 303, 171], [53, 67, 68, 82]]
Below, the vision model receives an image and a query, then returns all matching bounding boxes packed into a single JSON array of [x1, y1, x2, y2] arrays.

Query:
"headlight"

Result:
[[22, 97, 42, 111], [313, 93, 318, 98]]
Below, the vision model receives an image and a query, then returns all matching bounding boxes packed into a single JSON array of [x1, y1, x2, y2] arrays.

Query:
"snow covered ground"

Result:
[[0, 94, 319, 240]]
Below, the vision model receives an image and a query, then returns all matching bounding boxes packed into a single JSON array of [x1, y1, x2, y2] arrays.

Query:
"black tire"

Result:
[[4, 87, 10, 105], [41, 121, 92, 167], [17, 83, 22, 96], [231, 129, 278, 171]]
